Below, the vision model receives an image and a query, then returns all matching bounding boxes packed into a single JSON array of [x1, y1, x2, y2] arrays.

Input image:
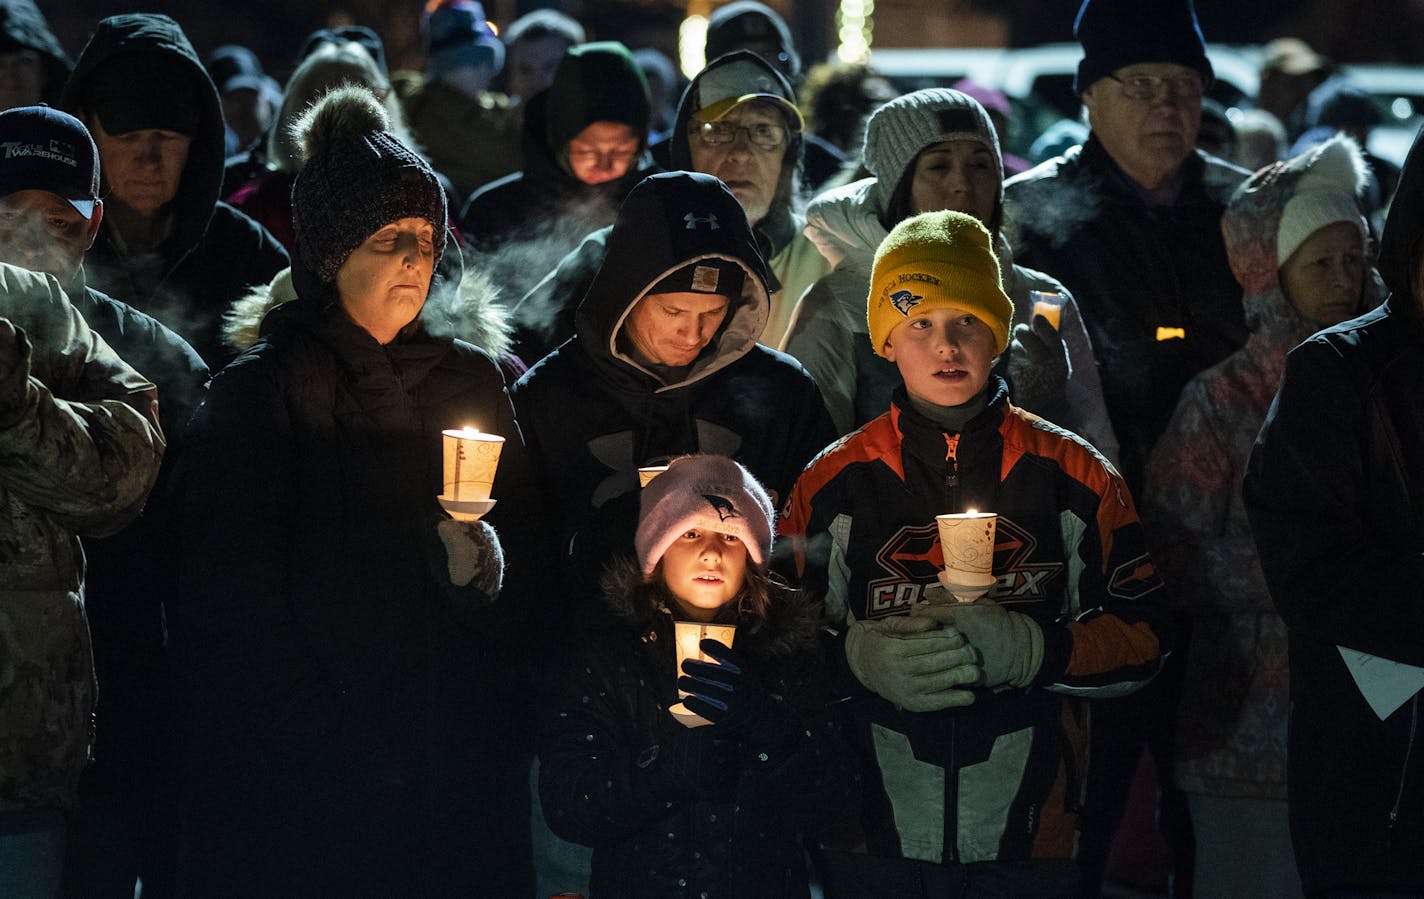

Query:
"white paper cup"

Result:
[[936, 512, 998, 601], [638, 465, 669, 487], [669, 621, 736, 728], [441, 428, 504, 503]]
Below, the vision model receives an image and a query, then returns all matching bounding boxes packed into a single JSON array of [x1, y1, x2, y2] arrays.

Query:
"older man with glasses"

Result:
[[1004, 1, 1250, 895]]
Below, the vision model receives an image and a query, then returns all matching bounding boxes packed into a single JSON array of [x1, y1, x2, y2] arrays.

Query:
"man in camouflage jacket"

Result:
[[0, 261, 163, 892]]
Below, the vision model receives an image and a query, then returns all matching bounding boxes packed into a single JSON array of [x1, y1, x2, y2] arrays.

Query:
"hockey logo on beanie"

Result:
[[636, 455, 774, 575], [868, 210, 1013, 357]]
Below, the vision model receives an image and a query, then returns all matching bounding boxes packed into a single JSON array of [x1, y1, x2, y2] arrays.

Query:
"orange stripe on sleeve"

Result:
[[1063, 618, 1161, 679]]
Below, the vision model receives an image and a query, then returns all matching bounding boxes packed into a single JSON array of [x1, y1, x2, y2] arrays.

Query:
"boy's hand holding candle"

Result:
[[911, 599, 1044, 689], [844, 616, 981, 711]]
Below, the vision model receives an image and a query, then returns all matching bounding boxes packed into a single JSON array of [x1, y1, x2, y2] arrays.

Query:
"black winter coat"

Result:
[[173, 295, 541, 897], [69, 273, 207, 796], [1243, 130, 1424, 892], [61, 14, 289, 370], [512, 172, 836, 603], [1244, 296, 1424, 893], [539, 561, 859, 898], [1004, 136, 1249, 493]]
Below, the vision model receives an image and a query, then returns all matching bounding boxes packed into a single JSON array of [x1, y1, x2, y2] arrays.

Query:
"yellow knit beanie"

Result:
[[867, 210, 1013, 358]]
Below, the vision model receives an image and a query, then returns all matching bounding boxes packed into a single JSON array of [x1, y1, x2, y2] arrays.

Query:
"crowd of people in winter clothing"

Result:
[[3, 0, 1423, 897]]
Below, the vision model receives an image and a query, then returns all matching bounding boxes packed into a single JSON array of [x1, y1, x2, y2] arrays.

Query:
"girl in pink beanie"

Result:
[[537, 454, 859, 897]]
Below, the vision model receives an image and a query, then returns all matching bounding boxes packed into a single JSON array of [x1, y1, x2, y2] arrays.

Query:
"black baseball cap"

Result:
[[0, 105, 101, 218]]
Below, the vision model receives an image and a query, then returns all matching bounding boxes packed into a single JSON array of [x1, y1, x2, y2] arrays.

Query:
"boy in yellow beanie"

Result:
[[779, 209, 1169, 896]]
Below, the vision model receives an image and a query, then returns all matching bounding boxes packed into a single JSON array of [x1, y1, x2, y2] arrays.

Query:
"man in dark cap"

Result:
[[1004, 0, 1249, 893], [501, 8, 583, 104], [0, 0, 68, 109], [1257, 37, 1333, 142], [61, 14, 288, 369], [0, 102, 207, 899], [205, 45, 279, 157], [393, 0, 518, 199]]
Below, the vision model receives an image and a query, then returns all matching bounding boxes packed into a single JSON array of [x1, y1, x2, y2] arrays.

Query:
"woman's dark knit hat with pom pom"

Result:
[[289, 84, 447, 284]]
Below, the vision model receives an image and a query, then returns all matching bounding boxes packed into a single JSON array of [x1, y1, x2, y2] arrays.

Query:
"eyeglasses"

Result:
[[1107, 72, 1205, 101], [692, 120, 791, 150]]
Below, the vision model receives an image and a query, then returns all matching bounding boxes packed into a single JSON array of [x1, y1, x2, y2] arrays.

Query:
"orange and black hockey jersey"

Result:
[[777, 376, 1167, 865]]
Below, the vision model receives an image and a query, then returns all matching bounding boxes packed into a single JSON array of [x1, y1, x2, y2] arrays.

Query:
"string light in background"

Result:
[[679, 14, 709, 79], [837, 0, 874, 64]]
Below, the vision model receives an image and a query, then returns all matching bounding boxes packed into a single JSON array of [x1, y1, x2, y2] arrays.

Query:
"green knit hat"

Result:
[[544, 41, 651, 156], [868, 210, 1013, 357]]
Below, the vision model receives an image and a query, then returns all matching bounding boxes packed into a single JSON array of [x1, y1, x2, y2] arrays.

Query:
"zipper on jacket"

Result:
[[1388, 693, 1419, 849], [944, 434, 961, 493]]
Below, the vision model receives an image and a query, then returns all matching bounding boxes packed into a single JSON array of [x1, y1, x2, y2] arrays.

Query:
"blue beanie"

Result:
[[1073, 0, 1212, 95], [426, 1, 504, 79]]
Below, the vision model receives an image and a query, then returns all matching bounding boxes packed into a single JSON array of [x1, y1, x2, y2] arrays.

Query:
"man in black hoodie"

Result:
[[514, 169, 835, 896], [61, 14, 288, 369]]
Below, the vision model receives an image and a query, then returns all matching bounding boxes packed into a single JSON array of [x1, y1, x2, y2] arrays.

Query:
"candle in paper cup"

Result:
[[638, 465, 669, 487], [669, 621, 736, 727], [441, 428, 504, 502], [936, 511, 998, 602], [1029, 290, 1064, 330]]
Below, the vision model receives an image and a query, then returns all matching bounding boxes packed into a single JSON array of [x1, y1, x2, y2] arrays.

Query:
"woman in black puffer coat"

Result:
[[172, 84, 544, 897]]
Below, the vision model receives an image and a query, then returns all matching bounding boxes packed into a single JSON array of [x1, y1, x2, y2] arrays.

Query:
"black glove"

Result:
[[1006, 314, 1070, 421], [679, 639, 796, 767]]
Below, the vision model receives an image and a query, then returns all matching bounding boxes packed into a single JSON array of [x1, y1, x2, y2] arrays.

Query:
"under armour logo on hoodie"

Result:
[[684, 212, 720, 230], [702, 494, 740, 522]]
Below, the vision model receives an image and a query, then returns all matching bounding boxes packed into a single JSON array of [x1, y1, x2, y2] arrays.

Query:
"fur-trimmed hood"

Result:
[[599, 556, 822, 658], [222, 249, 512, 358]]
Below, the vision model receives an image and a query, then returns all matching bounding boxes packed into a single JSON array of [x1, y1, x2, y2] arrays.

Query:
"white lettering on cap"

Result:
[[0, 140, 79, 168]]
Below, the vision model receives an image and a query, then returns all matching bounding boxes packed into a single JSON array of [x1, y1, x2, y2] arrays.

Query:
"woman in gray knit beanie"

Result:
[[782, 87, 1119, 466]]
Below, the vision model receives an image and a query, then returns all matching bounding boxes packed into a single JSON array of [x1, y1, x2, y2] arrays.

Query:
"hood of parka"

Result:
[[61, 14, 226, 261], [572, 170, 772, 393]]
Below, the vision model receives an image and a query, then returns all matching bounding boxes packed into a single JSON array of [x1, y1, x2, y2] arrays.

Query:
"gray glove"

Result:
[[844, 615, 980, 711], [436, 518, 504, 599], [1006, 314, 1070, 419], [911, 597, 1044, 689]]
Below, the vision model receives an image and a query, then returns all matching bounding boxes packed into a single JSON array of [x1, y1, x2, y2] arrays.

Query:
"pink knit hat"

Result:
[[635, 455, 774, 576]]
